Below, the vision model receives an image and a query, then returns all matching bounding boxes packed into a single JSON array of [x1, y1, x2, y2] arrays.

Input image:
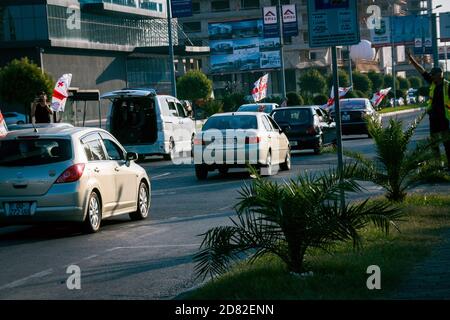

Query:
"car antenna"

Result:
[[31, 121, 38, 133]]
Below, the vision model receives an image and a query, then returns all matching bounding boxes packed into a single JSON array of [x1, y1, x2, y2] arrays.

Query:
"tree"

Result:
[[352, 72, 372, 96], [345, 113, 436, 202], [286, 92, 303, 106], [409, 76, 422, 89], [176, 70, 213, 102], [193, 165, 402, 278], [298, 69, 327, 102], [313, 94, 328, 105], [418, 86, 430, 98], [202, 99, 223, 117], [0, 57, 53, 120], [397, 76, 410, 91], [222, 92, 247, 112], [264, 95, 283, 105], [383, 75, 400, 91], [326, 69, 350, 91], [367, 71, 384, 91]]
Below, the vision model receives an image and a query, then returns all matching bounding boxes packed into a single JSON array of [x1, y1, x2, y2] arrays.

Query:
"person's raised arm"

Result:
[[406, 48, 426, 75]]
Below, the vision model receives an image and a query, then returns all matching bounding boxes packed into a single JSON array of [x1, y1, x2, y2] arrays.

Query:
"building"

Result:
[[0, 0, 206, 120]]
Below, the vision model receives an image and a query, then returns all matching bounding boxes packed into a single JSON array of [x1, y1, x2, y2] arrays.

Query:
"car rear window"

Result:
[[0, 139, 72, 167], [272, 109, 311, 125], [238, 105, 273, 113], [339, 100, 367, 110], [203, 115, 258, 130]]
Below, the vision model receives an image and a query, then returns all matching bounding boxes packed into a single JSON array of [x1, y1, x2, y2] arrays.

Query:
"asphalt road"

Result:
[[0, 110, 432, 299]]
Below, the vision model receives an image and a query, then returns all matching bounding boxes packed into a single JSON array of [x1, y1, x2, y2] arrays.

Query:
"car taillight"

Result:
[[194, 138, 205, 145], [55, 164, 85, 184], [306, 126, 317, 135], [245, 136, 261, 144]]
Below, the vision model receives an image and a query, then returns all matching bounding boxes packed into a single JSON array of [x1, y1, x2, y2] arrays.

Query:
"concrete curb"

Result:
[[380, 107, 425, 117]]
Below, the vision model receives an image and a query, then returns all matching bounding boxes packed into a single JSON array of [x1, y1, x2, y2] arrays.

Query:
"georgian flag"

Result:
[[251, 74, 269, 102], [0, 110, 8, 137], [371, 87, 392, 107], [325, 86, 353, 109], [51, 74, 72, 112]]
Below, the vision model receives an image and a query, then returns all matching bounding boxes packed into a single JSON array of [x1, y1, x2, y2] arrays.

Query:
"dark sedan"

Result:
[[326, 98, 381, 137], [271, 106, 337, 155]]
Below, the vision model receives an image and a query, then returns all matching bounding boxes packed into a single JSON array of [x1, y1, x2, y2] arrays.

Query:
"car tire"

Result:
[[130, 182, 150, 221], [190, 135, 195, 158], [163, 138, 175, 161], [195, 164, 208, 180], [83, 192, 102, 233], [280, 149, 291, 171], [261, 151, 274, 176], [219, 166, 229, 175]]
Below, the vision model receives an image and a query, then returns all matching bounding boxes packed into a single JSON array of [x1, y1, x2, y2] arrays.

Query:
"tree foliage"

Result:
[[408, 76, 422, 89], [222, 92, 247, 112], [286, 92, 303, 106], [176, 70, 213, 101], [0, 57, 53, 107], [367, 71, 384, 91], [352, 72, 372, 96], [298, 69, 327, 101]]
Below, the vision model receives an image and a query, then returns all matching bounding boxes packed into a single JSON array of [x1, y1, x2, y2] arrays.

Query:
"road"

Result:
[[0, 110, 432, 299]]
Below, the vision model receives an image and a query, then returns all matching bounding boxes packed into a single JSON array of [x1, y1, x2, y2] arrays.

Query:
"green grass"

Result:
[[378, 104, 424, 114], [182, 195, 450, 300]]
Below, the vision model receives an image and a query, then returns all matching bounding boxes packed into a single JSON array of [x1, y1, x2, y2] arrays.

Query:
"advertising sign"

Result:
[[263, 6, 279, 38], [209, 19, 281, 74], [440, 12, 450, 42], [171, 0, 192, 18], [282, 4, 298, 37], [307, 0, 359, 48]]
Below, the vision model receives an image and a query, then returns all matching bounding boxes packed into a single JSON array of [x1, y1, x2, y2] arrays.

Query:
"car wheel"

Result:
[[314, 136, 323, 155], [280, 149, 291, 171], [130, 182, 150, 221], [195, 164, 208, 180], [262, 151, 273, 176], [219, 166, 229, 175], [163, 138, 175, 161], [83, 192, 102, 233], [190, 135, 195, 158]]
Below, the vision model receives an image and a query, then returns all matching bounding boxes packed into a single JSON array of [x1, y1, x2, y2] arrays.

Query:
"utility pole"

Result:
[[167, 0, 177, 97], [277, 0, 286, 100], [389, 2, 397, 108], [347, 46, 353, 88]]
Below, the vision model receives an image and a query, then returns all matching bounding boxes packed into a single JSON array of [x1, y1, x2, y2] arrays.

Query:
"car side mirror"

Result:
[[126, 152, 138, 162]]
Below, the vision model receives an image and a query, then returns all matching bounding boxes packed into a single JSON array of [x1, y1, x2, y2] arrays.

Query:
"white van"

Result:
[[102, 88, 195, 160]]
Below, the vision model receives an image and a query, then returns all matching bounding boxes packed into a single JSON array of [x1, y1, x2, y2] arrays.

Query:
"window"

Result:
[[270, 0, 290, 5], [183, 21, 202, 33], [261, 116, 273, 131], [167, 101, 179, 116], [211, 0, 230, 11], [84, 139, 107, 161], [176, 103, 187, 118], [309, 51, 317, 60], [241, 0, 260, 9], [192, 1, 201, 13], [267, 116, 281, 131], [303, 32, 309, 43], [103, 139, 124, 161]]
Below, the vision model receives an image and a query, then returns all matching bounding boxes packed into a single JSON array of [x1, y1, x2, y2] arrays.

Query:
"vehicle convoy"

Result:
[[271, 106, 337, 155], [0, 126, 151, 233], [327, 98, 381, 137], [102, 88, 195, 161], [193, 112, 291, 180], [236, 103, 279, 114]]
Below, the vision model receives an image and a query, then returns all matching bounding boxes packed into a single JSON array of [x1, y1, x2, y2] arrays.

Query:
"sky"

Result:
[[435, 0, 450, 14]]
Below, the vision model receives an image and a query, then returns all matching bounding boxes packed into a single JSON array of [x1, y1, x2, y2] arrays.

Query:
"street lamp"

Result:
[[167, 0, 177, 97]]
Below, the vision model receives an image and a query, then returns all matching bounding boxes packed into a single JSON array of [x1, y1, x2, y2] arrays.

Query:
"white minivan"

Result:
[[102, 88, 195, 160]]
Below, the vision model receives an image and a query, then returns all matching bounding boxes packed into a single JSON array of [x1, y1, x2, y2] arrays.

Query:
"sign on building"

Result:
[[307, 0, 360, 48], [440, 12, 450, 42], [171, 0, 192, 18], [263, 6, 279, 38], [282, 4, 298, 38]]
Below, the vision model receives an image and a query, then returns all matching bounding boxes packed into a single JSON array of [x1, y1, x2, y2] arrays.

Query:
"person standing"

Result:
[[31, 92, 52, 124], [407, 49, 450, 171]]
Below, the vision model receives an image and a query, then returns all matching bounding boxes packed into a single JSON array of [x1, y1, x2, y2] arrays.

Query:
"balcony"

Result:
[[80, 0, 166, 18]]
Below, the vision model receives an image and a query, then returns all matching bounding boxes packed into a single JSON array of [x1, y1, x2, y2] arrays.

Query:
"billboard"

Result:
[[208, 19, 281, 74], [440, 12, 450, 42]]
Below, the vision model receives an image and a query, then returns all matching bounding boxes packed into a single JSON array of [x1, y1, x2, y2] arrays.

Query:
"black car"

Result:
[[326, 98, 381, 137], [271, 106, 337, 154]]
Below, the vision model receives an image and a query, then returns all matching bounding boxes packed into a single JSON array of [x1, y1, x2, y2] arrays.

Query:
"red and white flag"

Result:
[[51, 74, 72, 112], [325, 86, 352, 109], [251, 74, 269, 102], [371, 87, 392, 107], [0, 110, 8, 137]]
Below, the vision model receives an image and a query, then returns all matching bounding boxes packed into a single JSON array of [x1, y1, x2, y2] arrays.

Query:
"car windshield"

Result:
[[272, 109, 311, 125], [0, 139, 72, 167], [338, 100, 367, 110], [203, 115, 258, 130], [238, 105, 273, 113], [3, 113, 15, 118]]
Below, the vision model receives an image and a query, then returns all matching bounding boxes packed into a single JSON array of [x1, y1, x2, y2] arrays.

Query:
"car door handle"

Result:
[[94, 168, 100, 173], [115, 167, 120, 172]]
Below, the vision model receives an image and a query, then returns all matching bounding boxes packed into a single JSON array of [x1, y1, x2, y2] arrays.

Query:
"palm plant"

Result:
[[345, 112, 435, 202], [193, 165, 402, 279]]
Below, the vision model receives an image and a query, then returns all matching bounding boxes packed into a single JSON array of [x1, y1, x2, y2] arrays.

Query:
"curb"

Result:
[[380, 107, 425, 117]]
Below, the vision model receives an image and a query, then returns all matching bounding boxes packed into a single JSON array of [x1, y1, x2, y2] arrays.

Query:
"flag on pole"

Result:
[[325, 86, 353, 109], [371, 87, 392, 107], [51, 74, 72, 112], [251, 74, 269, 102], [0, 110, 8, 137]]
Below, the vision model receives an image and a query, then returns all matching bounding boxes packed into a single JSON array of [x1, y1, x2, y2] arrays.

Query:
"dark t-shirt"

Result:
[[35, 103, 51, 123], [422, 72, 450, 133]]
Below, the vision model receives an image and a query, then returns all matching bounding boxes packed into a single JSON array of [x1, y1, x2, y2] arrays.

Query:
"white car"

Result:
[[193, 112, 291, 180], [236, 103, 279, 114], [102, 88, 196, 161], [2, 112, 26, 126], [0, 126, 150, 233]]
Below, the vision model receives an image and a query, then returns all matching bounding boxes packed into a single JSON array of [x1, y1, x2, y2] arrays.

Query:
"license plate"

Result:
[[6, 202, 31, 216], [290, 141, 298, 146], [342, 114, 351, 121]]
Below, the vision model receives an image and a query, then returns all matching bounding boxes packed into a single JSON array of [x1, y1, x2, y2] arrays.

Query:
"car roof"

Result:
[[210, 112, 263, 118], [1, 125, 109, 140], [273, 105, 319, 111], [239, 103, 278, 107], [340, 98, 368, 103]]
